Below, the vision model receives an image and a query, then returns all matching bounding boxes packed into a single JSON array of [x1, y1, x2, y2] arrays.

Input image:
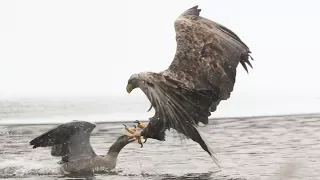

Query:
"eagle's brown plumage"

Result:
[[126, 5, 253, 168]]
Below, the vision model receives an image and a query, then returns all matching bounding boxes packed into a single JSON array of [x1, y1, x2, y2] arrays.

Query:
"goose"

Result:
[[29, 120, 136, 174]]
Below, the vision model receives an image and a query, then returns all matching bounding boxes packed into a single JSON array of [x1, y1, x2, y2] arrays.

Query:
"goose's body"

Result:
[[29, 121, 135, 174], [60, 155, 117, 173]]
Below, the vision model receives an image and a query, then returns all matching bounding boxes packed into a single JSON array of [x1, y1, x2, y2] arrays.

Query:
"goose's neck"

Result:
[[106, 137, 129, 160], [93, 144, 122, 169], [103, 152, 118, 169], [106, 151, 119, 160]]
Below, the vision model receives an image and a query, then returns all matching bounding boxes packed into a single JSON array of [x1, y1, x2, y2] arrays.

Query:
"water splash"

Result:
[[0, 159, 60, 178]]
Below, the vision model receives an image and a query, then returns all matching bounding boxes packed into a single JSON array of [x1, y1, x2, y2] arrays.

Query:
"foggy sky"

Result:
[[1, 0, 319, 104]]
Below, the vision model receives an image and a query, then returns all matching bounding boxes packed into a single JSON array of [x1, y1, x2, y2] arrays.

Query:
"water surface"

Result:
[[1, 114, 319, 179]]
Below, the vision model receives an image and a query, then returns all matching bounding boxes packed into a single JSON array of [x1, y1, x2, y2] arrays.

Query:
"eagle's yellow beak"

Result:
[[126, 84, 132, 93]]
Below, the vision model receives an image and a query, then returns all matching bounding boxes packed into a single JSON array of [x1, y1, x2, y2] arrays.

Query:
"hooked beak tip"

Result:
[[126, 84, 132, 94]]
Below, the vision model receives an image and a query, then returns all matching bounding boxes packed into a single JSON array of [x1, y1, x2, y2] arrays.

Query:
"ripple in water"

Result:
[[0, 114, 319, 179]]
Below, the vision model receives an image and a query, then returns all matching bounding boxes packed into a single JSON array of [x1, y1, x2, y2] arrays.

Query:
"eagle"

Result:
[[124, 5, 253, 168]]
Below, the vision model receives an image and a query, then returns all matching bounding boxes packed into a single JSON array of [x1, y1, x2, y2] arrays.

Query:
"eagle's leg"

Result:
[[133, 120, 148, 143], [123, 124, 143, 148]]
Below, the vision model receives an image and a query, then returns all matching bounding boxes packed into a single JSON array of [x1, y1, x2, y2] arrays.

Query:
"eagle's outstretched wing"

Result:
[[130, 5, 253, 167], [166, 5, 252, 108]]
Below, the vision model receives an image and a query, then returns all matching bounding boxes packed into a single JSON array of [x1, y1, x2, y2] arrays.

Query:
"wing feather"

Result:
[[167, 5, 253, 105], [138, 73, 220, 166], [29, 121, 96, 162]]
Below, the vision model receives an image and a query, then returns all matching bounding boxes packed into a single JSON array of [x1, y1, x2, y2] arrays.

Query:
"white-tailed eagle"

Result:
[[124, 5, 253, 168]]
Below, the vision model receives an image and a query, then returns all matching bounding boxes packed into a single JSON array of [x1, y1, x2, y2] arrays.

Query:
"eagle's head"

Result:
[[126, 74, 140, 93]]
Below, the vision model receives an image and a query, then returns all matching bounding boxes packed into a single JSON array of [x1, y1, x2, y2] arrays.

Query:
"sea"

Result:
[[0, 96, 320, 180]]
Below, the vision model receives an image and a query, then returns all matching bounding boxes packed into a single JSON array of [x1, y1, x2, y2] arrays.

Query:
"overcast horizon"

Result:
[[1, 0, 320, 116]]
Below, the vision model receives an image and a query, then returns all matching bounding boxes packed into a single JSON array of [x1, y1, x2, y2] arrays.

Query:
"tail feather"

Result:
[[195, 125, 221, 169]]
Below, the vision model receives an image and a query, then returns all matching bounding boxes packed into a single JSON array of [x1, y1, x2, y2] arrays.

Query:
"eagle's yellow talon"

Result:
[[134, 120, 147, 130], [123, 124, 144, 148], [123, 124, 135, 134], [137, 137, 143, 148]]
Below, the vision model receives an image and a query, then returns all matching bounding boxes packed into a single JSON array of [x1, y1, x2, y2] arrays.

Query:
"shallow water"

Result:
[[0, 114, 320, 180]]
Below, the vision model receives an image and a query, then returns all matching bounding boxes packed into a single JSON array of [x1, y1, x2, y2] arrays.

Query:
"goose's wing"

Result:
[[30, 120, 97, 162]]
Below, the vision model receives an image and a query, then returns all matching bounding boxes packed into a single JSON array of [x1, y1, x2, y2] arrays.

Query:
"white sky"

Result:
[[1, 0, 320, 104]]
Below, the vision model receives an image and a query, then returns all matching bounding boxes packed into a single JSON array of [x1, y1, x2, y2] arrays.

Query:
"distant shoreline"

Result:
[[3, 112, 320, 126]]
